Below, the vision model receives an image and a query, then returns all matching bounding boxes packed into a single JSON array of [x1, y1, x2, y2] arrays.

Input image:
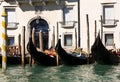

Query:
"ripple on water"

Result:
[[0, 64, 120, 82]]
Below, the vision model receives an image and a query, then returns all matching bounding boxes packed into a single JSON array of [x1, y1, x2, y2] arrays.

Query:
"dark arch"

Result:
[[30, 18, 49, 32], [28, 16, 49, 50]]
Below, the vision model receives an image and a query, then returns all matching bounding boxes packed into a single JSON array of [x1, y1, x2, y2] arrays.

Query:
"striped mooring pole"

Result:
[[1, 10, 7, 72]]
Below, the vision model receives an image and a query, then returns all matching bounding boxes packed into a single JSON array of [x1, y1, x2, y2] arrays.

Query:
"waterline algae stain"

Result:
[[0, 64, 120, 82]]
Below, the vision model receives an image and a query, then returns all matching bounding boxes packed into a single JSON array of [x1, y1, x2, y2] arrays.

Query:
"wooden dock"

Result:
[[0, 45, 29, 64]]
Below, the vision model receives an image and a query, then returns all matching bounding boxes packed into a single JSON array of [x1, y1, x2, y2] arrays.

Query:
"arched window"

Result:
[[30, 18, 48, 32]]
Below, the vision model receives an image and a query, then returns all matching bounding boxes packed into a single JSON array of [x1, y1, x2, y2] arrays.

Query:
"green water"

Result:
[[0, 64, 120, 82]]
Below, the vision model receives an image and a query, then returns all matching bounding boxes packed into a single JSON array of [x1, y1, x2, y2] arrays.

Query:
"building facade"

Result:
[[80, 0, 120, 51], [0, 0, 120, 54]]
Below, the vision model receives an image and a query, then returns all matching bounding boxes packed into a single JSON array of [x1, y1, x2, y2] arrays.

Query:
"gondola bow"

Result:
[[91, 33, 119, 65]]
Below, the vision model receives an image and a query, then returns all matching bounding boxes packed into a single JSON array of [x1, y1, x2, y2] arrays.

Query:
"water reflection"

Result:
[[27, 65, 60, 82], [0, 64, 120, 82], [58, 65, 76, 72], [93, 64, 113, 76], [93, 64, 120, 82]]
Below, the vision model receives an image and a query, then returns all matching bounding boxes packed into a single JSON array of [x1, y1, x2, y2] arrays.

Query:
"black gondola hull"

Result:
[[91, 34, 119, 65], [27, 37, 60, 66], [55, 39, 88, 65]]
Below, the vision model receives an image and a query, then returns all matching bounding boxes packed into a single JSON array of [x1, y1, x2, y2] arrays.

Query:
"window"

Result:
[[8, 37, 14, 46], [64, 34, 72, 46], [64, 7, 73, 22], [62, 7, 75, 28], [105, 34, 113, 46], [103, 5, 115, 25], [6, 8, 17, 28]]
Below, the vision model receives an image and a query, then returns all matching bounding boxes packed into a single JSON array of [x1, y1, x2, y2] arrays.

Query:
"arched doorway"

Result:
[[29, 17, 49, 50]]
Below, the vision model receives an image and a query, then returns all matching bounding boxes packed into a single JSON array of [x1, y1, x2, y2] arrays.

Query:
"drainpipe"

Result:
[[78, 0, 80, 47]]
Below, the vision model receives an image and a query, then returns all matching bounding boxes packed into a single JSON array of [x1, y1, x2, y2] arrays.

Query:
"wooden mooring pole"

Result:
[[94, 20, 97, 40], [56, 23, 59, 66], [75, 28, 77, 49], [100, 15, 103, 41], [29, 27, 35, 66], [22, 26, 25, 68], [53, 26, 59, 66], [52, 26, 55, 48], [86, 14, 90, 54], [39, 30, 43, 51], [18, 34, 21, 55], [32, 28, 35, 65], [56, 22, 59, 42], [32, 28, 35, 45], [29, 28, 35, 66], [86, 14, 90, 64]]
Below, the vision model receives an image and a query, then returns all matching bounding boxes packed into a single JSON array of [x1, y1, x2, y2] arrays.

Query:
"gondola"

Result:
[[55, 39, 88, 65], [27, 36, 60, 66], [91, 33, 120, 65]]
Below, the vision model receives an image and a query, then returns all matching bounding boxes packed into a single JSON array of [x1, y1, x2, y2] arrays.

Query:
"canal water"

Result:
[[0, 64, 120, 82]]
